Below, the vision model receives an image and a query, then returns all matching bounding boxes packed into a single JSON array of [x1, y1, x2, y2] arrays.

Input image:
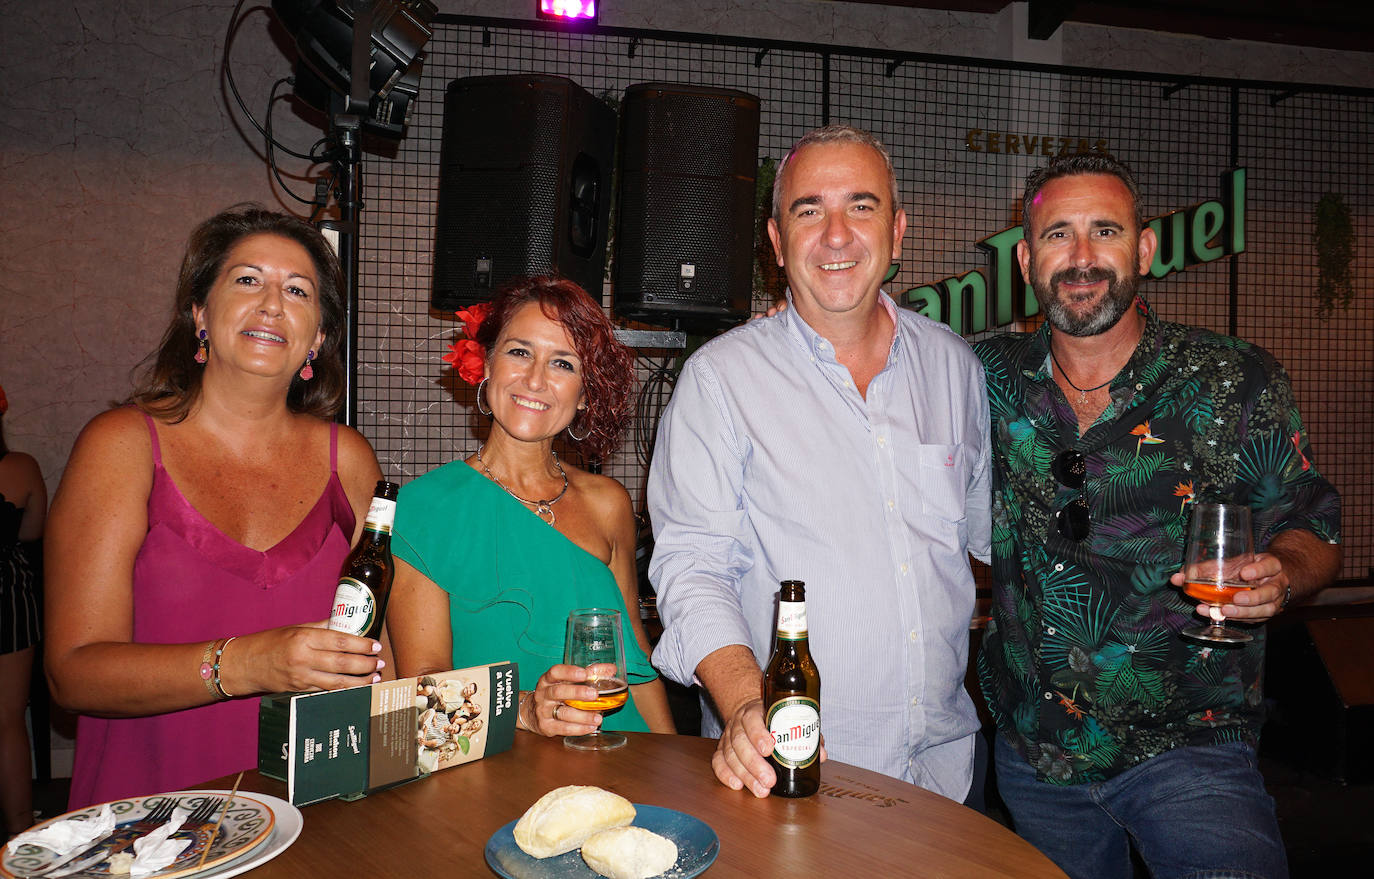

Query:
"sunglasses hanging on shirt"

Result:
[[1052, 449, 1090, 542], [1043, 382, 1164, 545]]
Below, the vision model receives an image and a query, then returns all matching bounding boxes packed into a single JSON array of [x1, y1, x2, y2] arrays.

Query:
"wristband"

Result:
[[211, 636, 238, 699]]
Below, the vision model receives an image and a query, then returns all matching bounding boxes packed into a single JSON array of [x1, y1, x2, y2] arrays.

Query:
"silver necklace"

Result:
[[476, 445, 568, 526], [1049, 344, 1114, 405]]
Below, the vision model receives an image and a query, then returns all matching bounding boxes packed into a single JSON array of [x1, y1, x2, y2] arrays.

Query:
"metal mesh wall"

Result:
[[1236, 89, 1373, 581], [357, 17, 1371, 581]]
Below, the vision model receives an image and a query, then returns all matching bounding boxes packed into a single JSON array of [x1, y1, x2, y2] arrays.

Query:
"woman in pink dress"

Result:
[[45, 206, 386, 808]]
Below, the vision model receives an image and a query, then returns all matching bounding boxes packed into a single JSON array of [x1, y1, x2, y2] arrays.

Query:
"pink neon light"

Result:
[[539, 0, 597, 21]]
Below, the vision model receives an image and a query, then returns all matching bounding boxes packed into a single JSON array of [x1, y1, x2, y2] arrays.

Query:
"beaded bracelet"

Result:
[[211, 636, 238, 699]]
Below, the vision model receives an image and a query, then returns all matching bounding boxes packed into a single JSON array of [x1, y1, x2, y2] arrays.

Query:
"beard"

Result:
[[1030, 259, 1140, 337]]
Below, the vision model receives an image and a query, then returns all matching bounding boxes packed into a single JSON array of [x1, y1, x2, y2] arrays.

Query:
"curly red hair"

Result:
[[475, 277, 634, 461]]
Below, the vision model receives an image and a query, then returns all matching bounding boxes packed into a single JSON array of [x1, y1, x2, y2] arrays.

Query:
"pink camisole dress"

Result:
[[67, 415, 355, 808]]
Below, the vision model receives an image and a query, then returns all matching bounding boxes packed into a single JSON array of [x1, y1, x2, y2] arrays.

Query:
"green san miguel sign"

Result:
[[899, 168, 1247, 335]]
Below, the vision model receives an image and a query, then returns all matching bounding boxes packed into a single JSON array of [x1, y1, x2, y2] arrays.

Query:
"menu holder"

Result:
[[258, 661, 519, 806]]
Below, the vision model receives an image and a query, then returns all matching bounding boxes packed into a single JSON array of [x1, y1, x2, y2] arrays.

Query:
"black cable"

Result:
[[223, 0, 316, 161], [266, 78, 320, 205], [633, 355, 678, 472]]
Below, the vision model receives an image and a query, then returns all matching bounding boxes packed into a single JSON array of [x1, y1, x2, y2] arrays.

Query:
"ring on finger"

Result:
[[553, 703, 562, 722]]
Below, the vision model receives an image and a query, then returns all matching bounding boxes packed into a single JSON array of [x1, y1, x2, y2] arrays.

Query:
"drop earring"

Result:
[[194, 329, 208, 364], [299, 349, 315, 381]]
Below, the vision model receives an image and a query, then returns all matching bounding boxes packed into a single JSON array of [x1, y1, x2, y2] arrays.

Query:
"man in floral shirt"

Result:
[[976, 154, 1341, 879]]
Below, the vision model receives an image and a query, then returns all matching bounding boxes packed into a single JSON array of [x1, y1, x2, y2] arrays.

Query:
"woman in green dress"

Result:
[[388, 277, 672, 736]]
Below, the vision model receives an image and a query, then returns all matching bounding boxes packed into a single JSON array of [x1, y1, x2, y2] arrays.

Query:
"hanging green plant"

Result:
[[1313, 192, 1354, 318]]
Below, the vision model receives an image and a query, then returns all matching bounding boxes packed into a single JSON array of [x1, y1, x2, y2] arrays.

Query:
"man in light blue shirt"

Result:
[[648, 125, 991, 802]]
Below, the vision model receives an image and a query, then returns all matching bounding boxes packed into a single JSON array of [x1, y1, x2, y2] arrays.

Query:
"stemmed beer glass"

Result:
[[1180, 503, 1256, 644], [562, 608, 629, 751]]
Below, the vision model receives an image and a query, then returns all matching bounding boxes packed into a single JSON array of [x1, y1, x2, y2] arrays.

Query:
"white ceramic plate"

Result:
[[2, 790, 301, 879]]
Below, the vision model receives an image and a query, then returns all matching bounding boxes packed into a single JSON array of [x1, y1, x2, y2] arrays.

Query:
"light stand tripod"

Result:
[[317, 113, 363, 425]]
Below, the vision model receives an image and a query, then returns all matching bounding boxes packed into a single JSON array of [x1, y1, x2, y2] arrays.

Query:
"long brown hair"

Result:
[[127, 205, 347, 421]]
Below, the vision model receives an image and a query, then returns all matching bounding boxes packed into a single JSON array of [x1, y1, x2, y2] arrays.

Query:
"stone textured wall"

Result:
[[1, 1, 320, 494]]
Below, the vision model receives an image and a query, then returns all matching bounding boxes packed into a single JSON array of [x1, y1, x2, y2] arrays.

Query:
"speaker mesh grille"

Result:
[[432, 166, 559, 293], [614, 85, 761, 327], [622, 86, 759, 177], [431, 75, 614, 309], [448, 78, 570, 167], [616, 172, 754, 309]]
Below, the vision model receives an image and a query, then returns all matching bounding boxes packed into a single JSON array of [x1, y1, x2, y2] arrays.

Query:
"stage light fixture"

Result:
[[536, 0, 598, 25], [261, 0, 436, 423], [273, 0, 437, 138]]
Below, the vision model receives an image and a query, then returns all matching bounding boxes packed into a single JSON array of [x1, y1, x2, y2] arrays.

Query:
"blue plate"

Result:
[[484, 804, 719, 879]]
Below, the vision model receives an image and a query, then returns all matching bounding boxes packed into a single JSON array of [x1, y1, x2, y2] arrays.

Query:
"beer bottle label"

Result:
[[328, 576, 376, 635], [363, 496, 397, 535], [776, 600, 807, 640], [767, 696, 820, 768]]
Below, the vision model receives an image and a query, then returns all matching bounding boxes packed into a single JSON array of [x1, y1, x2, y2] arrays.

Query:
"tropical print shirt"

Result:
[[974, 298, 1341, 784]]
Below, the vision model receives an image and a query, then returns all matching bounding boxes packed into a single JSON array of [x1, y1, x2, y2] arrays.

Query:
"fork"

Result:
[[179, 798, 226, 842], [126, 797, 182, 834]]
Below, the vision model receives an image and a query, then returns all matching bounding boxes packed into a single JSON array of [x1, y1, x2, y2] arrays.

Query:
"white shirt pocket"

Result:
[[913, 443, 968, 524]]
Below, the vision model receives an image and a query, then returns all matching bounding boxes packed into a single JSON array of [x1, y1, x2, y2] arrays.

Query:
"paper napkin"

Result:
[[5, 804, 116, 856]]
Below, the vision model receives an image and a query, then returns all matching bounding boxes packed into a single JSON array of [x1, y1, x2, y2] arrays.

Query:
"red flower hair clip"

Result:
[[442, 302, 492, 386]]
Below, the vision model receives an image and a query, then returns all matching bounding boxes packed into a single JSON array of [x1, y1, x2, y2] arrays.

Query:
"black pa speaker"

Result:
[[613, 83, 760, 331], [431, 75, 616, 310]]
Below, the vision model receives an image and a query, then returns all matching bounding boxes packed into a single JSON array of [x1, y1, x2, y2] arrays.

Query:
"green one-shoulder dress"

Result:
[[392, 460, 654, 731]]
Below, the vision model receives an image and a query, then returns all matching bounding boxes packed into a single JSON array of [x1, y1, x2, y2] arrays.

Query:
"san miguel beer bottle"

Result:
[[327, 480, 399, 639], [763, 580, 821, 797]]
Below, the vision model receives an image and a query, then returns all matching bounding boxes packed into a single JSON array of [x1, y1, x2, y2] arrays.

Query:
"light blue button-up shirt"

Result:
[[648, 292, 992, 801]]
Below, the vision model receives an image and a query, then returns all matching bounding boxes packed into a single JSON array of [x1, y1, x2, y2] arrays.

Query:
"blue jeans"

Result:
[[995, 737, 1288, 879]]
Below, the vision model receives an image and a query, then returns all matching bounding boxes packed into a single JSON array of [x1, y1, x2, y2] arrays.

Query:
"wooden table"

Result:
[[219, 731, 1065, 877]]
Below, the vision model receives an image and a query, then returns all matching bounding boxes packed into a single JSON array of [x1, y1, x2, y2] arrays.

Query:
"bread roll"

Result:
[[512, 785, 636, 858], [581, 826, 679, 879]]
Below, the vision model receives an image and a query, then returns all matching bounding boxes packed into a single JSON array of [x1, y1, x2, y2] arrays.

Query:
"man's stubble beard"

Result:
[[1030, 255, 1141, 338]]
